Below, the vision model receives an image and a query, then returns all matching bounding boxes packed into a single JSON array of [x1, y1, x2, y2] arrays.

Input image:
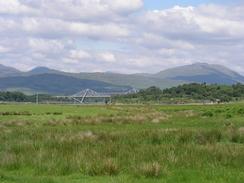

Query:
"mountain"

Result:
[[153, 63, 244, 84], [0, 64, 21, 77], [0, 74, 132, 95], [0, 63, 243, 94], [24, 67, 180, 89], [27, 67, 59, 75], [77, 63, 244, 87], [75, 72, 181, 89]]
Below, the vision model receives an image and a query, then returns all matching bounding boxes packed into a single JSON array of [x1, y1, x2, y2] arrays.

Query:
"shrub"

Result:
[[231, 132, 240, 143], [0, 111, 32, 116], [53, 112, 63, 115], [237, 108, 244, 115], [202, 111, 214, 117], [225, 113, 232, 119]]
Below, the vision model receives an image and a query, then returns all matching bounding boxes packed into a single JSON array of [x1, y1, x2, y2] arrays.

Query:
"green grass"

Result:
[[0, 103, 244, 183]]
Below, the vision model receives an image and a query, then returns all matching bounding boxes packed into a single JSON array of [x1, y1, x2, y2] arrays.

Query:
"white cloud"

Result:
[[18, 0, 143, 21], [69, 50, 91, 60], [69, 22, 130, 38], [0, 18, 18, 33], [28, 38, 65, 53], [0, 0, 36, 15], [107, 0, 143, 13], [0, 45, 10, 53], [98, 52, 116, 63], [0, 0, 244, 74]]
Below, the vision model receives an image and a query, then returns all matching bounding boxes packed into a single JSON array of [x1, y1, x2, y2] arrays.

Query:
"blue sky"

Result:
[[144, 0, 240, 9]]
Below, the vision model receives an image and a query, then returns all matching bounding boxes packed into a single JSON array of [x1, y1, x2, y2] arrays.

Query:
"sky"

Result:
[[144, 0, 240, 10], [0, 0, 244, 74]]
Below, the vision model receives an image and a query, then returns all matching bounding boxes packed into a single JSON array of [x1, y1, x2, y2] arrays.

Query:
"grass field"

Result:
[[0, 103, 244, 183]]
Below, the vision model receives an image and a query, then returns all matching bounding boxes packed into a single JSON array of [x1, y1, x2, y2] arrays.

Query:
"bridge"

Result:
[[56, 88, 138, 104], [71, 89, 111, 104]]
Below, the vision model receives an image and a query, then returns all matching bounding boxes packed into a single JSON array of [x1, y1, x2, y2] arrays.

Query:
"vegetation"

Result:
[[0, 91, 56, 103], [2, 83, 244, 104], [0, 103, 244, 182], [0, 91, 28, 102], [114, 83, 244, 103]]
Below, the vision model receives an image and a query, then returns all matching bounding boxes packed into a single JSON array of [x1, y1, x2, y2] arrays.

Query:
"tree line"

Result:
[[0, 92, 53, 103], [114, 83, 244, 103], [1, 83, 244, 103]]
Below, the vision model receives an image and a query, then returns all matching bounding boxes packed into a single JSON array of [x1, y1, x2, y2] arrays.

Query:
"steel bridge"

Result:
[[56, 88, 138, 104], [70, 89, 111, 104]]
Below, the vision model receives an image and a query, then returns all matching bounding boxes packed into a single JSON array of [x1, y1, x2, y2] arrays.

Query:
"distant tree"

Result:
[[114, 83, 244, 103]]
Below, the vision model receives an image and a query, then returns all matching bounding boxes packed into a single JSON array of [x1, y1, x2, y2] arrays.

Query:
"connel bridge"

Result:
[[56, 88, 138, 104]]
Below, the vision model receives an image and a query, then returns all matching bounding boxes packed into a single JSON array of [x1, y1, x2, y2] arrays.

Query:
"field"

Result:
[[0, 103, 244, 183]]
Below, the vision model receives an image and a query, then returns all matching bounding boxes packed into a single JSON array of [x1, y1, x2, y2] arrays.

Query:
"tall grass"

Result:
[[0, 103, 244, 182]]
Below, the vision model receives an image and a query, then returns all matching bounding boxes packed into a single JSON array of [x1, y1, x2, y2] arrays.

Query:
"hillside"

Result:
[[23, 67, 181, 89], [0, 63, 243, 93], [28, 63, 243, 87], [153, 63, 244, 84], [0, 64, 21, 77], [75, 72, 181, 89], [0, 74, 131, 95]]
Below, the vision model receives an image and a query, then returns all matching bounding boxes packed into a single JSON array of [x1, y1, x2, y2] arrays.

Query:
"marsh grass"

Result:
[[64, 109, 170, 126], [0, 104, 244, 182], [136, 162, 166, 178]]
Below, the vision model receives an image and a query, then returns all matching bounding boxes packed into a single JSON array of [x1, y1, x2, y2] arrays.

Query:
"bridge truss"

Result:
[[56, 88, 138, 104], [70, 89, 111, 104]]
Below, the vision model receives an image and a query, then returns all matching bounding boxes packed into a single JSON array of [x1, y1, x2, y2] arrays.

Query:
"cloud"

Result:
[[28, 38, 65, 54], [0, 0, 36, 15], [69, 50, 91, 60], [98, 52, 116, 63], [0, 0, 244, 74], [141, 5, 244, 43], [0, 45, 10, 53], [18, 0, 143, 21]]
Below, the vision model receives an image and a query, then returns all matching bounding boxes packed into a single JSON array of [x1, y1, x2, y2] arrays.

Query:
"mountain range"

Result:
[[0, 63, 243, 95]]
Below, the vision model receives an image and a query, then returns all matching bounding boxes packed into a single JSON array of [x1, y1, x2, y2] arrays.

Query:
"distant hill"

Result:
[[0, 74, 132, 95], [0, 63, 243, 94], [27, 67, 59, 75], [75, 72, 181, 89], [0, 64, 21, 77], [153, 63, 244, 84], [23, 67, 180, 89]]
